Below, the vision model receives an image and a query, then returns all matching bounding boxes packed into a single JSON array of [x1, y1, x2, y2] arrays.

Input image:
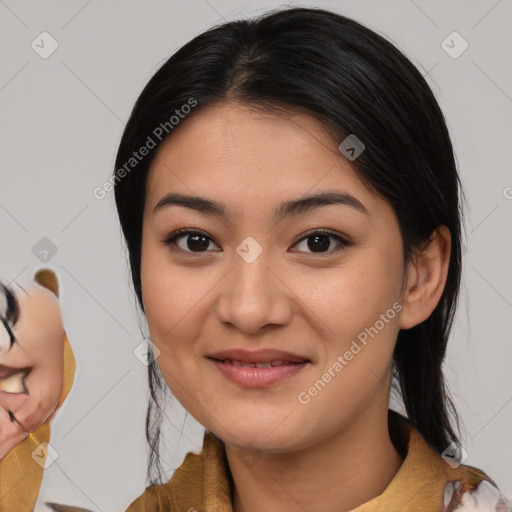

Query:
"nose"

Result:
[[215, 246, 293, 334]]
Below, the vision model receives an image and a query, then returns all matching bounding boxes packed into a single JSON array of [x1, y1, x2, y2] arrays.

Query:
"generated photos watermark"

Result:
[[93, 96, 198, 200], [297, 301, 403, 405]]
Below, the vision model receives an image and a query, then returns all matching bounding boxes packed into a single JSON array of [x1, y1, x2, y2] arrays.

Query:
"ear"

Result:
[[34, 269, 59, 298], [398, 225, 451, 330]]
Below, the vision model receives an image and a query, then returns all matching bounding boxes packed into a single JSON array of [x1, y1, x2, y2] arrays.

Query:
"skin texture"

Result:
[[140, 102, 451, 512], [0, 283, 65, 460]]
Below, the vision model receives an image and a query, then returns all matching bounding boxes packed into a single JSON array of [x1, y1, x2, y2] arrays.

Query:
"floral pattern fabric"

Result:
[[442, 479, 512, 512]]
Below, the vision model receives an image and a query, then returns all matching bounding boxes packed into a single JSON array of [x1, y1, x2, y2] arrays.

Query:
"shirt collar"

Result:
[[145, 409, 492, 512]]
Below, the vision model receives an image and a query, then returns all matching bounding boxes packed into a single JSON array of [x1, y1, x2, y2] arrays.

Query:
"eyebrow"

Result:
[[153, 191, 368, 220]]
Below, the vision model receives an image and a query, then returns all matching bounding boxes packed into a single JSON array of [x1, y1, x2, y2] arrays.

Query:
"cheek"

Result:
[[295, 271, 401, 429], [301, 256, 401, 330], [298, 254, 402, 390], [140, 242, 209, 353]]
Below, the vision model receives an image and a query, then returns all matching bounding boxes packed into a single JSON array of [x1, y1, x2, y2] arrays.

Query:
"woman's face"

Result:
[[140, 102, 408, 452]]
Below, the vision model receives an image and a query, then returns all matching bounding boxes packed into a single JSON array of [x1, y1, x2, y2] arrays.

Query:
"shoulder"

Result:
[[125, 430, 231, 512], [124, 483, 167, 512], [442, 475, 512, 511], [124, 449, 205, 512], [388, 411, 511, 512]]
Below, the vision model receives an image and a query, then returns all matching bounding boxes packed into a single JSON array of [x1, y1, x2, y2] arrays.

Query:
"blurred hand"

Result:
[[0, 283, 65, 460]]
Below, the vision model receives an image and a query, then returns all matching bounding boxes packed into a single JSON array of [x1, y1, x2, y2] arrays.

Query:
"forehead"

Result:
[[145, 102, 379, 220]]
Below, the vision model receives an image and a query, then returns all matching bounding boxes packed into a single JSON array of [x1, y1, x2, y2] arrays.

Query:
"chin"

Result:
[[218, 421, 303, 453]]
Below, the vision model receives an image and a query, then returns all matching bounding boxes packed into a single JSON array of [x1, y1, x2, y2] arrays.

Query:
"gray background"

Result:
[[0, 0, 511, 510]]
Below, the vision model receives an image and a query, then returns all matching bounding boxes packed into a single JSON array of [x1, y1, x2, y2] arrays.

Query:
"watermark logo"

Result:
[[236, 443, 263, 468], [441, 441, 468, 468], [297, 302, 403, 405], [236, 236, 263, 264], [31, 32, 59, 59], [133, 338, 160, 366], [32, 237, 58, 263], [441, 31, 469, 59], [31, 441, 59, 468], [93, 97, 198, 200], [338, 134, 365, 161]]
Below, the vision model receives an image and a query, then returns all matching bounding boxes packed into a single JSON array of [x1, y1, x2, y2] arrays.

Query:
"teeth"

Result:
[[222, 359, 255, 367], [221, 359, 295, 367], [0, 371, 26, 393]]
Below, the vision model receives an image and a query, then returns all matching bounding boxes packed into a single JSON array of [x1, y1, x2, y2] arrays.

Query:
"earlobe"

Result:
[[398, 225, 452, 330]]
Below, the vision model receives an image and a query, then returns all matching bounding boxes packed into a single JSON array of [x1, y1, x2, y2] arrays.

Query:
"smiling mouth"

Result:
[[207, 357, 310, 387]]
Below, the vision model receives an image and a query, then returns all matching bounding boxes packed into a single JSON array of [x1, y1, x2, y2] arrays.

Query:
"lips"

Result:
[[207, 348, 310, 387], [207, 348, 310, 365]]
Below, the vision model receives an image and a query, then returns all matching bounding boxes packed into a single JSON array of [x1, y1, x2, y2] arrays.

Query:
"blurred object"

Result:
[[34, 269, 59, 297], [0, 269, 76, 512]]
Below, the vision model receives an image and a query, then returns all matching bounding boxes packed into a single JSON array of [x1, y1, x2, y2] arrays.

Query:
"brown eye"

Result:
[[291, 230, 351, 255], [163, 228, 351, 256], [163, 229, 221, 254]]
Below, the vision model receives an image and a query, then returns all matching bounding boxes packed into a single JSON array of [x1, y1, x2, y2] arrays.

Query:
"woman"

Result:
[[111, 7, 510, 512]]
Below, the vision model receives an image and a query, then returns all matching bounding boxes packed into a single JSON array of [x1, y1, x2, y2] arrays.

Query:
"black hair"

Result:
[[0, 282, 20, 349], [113, 6, 464, 486]]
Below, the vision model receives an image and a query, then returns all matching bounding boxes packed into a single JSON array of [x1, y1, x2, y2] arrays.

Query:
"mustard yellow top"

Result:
[[126, 410, 511, 512]]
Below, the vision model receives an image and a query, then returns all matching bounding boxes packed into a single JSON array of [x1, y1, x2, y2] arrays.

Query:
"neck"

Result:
[[224, 405, 404, 512]]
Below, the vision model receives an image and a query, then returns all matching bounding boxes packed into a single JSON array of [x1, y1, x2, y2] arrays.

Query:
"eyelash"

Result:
[[162, 228, 352, 256]]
